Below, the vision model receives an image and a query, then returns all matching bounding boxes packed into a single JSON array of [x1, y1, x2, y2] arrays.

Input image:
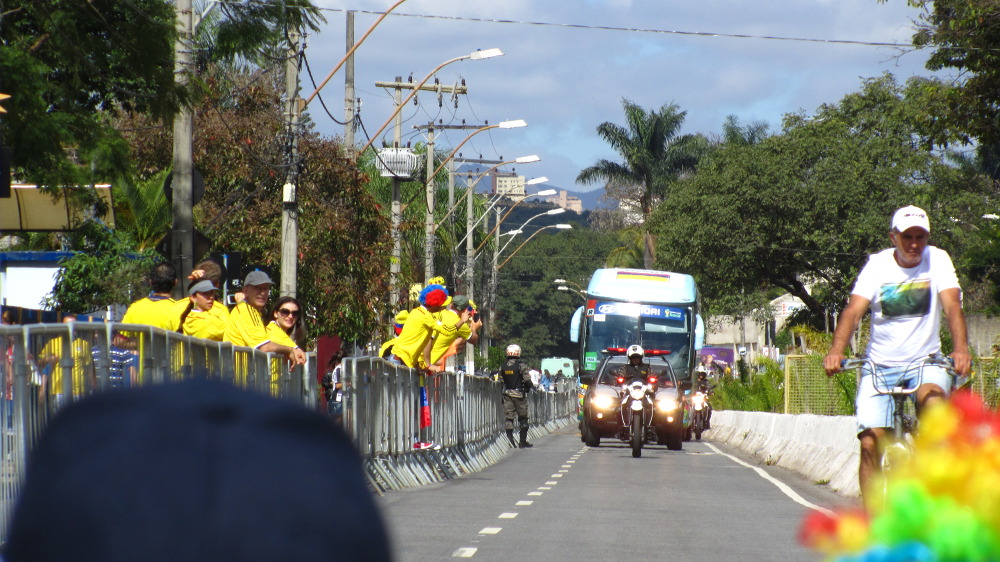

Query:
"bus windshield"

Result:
[[583, 301, 692, 378]]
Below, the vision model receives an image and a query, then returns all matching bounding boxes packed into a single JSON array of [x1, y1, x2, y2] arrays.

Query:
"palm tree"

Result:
[[577, 99, 706, 268]]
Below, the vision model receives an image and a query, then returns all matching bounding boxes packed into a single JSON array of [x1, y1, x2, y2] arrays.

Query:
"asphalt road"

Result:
[[378, 424, 859, 561]]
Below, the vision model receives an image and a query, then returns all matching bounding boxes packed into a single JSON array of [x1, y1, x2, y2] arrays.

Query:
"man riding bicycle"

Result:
[[823, 205, 971, 510]]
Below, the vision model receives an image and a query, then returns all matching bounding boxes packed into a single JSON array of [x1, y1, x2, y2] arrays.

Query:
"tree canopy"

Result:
[[652, 74, 997, 319]]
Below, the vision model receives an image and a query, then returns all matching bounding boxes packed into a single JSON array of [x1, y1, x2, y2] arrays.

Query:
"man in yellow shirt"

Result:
[[391, 284, 470, 372], [121, 262, 177, 329], [429, 295, 481, 370], [224, 270, 304, 364], [37, 315, 93, 406]]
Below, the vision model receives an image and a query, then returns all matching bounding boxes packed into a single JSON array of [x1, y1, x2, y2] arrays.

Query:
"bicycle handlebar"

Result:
[[840, 353, 957, 395]]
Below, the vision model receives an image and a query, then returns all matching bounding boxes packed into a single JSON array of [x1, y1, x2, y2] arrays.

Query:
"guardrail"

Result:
[[0, 323, 578, 542], [342, 357, 578, 493]]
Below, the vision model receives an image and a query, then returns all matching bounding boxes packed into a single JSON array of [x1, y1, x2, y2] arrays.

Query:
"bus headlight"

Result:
[[593, 395, 614, 410]]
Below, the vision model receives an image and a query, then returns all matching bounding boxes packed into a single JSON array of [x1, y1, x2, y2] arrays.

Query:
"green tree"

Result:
[[576, 99, 708, 269], [900, 0, 1000, 146], [493, 226, 617, 361], [653, 74, 996, 319]]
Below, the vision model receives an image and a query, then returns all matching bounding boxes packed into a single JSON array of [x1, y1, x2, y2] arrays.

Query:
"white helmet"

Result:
[[626, 344, 644, 358], [506, 344, 521, 357]]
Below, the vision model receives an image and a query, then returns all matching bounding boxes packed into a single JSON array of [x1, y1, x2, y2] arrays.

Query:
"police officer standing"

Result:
[[500, 344, 534, 448]]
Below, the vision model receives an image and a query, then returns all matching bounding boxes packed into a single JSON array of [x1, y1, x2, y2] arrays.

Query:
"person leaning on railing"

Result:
[[264, 296, 307, 396]]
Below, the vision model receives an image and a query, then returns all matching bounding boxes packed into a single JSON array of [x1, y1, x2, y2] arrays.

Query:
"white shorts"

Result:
[[855, 363, 951, 433]]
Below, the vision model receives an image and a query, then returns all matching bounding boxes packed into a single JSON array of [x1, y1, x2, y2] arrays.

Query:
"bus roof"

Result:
[[586, 268, 697, 304]]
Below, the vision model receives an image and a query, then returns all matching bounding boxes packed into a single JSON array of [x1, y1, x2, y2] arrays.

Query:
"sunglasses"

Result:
[[277, 308, 300, 317]]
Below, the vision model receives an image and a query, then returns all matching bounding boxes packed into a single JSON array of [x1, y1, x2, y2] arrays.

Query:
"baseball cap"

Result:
[[188, 279, 216, 296], [892, 205, 930, 233], [5, 379, 391, 561], [243, 270, 273, 287], [452, 295, 471, 310]]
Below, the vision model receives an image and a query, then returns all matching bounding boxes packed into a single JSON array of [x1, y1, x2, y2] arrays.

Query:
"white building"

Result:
[[492, 172, 525, 202]]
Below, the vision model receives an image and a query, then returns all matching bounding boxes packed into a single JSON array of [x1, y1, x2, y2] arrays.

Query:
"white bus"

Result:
[[569, 268, 704, 383]]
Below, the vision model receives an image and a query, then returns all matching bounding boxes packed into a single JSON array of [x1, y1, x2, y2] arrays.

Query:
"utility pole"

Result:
[[343, 11, 355, 156], [375, 81, 468, 284], [171, 0, 194, 297], [424, 124, 436, 283], [280, 27, 302, 298]]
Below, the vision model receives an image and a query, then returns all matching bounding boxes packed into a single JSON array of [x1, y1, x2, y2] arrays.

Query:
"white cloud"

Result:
[[306, 0, 945, 191]]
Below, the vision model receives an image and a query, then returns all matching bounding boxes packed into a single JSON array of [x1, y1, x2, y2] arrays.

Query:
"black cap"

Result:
[[5, 379, 391, 562]]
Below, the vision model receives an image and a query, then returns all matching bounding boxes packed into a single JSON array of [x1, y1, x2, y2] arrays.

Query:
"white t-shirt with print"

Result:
[[852, 245, 960, 366]]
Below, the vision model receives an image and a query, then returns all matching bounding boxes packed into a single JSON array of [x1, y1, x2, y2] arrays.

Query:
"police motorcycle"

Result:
[[616, 345, 660, 458], [686, 366, 712, 441]]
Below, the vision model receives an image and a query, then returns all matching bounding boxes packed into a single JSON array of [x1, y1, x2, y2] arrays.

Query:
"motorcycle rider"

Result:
[[616, 345, 651, 382], [694, 365, 714, 430], [500, 344, 534, 448]]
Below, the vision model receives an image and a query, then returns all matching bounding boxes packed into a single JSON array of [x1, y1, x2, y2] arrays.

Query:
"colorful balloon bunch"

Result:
[[800, 390, 1000, 561]]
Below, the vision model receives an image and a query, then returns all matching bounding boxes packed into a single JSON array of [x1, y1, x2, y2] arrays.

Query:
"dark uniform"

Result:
[[616, 362, 650, 383], [501, 356, 534, 448]]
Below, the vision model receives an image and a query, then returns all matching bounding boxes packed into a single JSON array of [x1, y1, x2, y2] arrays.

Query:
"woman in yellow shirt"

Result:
[[178, 280, 225, 341], [265, 297, 305, 396]]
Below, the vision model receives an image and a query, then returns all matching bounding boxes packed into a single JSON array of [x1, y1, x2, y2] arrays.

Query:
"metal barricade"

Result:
[[342, 357, 579, 493], [0, 322, 315, 545]]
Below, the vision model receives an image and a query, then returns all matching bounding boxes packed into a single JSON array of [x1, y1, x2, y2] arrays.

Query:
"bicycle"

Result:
[[841, 353, 957, 493]]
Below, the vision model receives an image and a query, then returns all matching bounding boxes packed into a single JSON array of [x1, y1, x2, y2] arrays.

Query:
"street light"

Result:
[[356, 48, 504, 160], [497, 224, 572, 270], [422, 122, 526, 282], [453, 173, 548, 246], [557, 285, 587, 301], [554, 278, 585, 292], [481, 207, 565, 253]]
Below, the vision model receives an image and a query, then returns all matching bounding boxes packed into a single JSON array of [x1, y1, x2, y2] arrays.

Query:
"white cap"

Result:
[[892, 205, 930, 233]]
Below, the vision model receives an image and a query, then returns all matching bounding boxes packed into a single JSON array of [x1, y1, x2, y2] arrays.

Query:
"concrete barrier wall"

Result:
[[707, 410, 860, 497]]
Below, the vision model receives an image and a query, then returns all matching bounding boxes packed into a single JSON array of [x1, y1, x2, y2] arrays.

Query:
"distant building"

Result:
[[618, 197, 643, 225], [492, 172, 525, 202], [543, 190, 583, 214]]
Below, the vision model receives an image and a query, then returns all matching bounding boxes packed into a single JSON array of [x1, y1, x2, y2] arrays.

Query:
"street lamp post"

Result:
[[557, 285, 587, 301], [355, 48, 504, 161], [497, 224, 572, 271], [421, 122, 527, 282], [489, 223, 572, 346], [553, 278, 585, 292]]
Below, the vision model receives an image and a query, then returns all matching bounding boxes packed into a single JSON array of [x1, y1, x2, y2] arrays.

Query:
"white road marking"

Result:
[[499, 513, 518, 519], [545, 481, 558, 485], [516, 500, 533, 506], [528, 491, 543, 496], [550, 473, 563, 478], [453, 547, 478, 558], [562, 464, 572, 468], [705, 443, 834, 516], [539, 487, 551, 490], [479, 527, 502, 535]]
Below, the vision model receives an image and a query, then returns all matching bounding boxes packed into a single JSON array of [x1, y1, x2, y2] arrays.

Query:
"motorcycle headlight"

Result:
[[692, 394, 706, 407], [656, 398, 677, 412], [629, 387, 646, 400], [593, 394, 614, 410]]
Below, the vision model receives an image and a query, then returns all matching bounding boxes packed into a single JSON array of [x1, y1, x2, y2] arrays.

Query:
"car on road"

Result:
[[580, 348, 687, 450]]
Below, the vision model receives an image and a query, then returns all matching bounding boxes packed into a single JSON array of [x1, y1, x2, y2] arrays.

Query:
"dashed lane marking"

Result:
[[538, 487, 551, 490], [528, 491, 543, 496], [499, 513, 518, 519], [550, 473, 563, 478], [479, 527, 502, 535], [516, 500, 533, 506], [545, 481, 558, 485], [453, 548, 478, 558]]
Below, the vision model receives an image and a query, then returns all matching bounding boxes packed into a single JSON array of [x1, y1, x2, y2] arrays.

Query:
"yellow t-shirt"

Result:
[[122, 295, 176, 330], [167, 298, 229, 334], [429, 309, 472, 365], [392, 306, 458, 369], [180, 307, 227, 341], [40, 337, 92, 396], [224, 302, 269, 349], [265, 321, 298, 397]]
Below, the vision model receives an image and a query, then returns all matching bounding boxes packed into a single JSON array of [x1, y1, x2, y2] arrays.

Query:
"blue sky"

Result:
[[304, 1, 943, 192]]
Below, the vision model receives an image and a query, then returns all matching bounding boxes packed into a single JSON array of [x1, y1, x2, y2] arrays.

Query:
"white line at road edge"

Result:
[[705, 443, 834, 516]]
